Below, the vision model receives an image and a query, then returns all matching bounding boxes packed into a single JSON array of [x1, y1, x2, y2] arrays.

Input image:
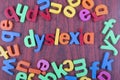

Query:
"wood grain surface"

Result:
[[0, 0, 120, 80]]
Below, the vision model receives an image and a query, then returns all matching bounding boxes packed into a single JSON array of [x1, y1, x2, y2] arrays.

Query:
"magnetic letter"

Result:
[[54, 28, 60, 45], [45, 34, 55, 45], [38, 72, 57, 80], [2, 58, 16, 75], [1, 30, 21, 42], [100, 40, 118, 56], [67, 0, 81, 7], [63, 6, 76, 18], [24, 29, 36, 48], [28, 73, 35, 80], [95, 4, 108, 16], [79, 9, 91, 21], [16, 3, 29, 23], [91, 12, 105, 22], [83, 32, 94, 44], [79, 76, 91, 80], [4, 7, 19, 22], [89, 61, 100, 79], [82, 0, 94, 9], [49, 2, 62, 14], [101, 52, 114, 71], [59, 33, 70, 45], [0, 46, 9, 59], [102, 19, 116, 34], [37, 59, 50, 71], [63, 60, 74, 72], [7, 44, 20, 57], [28, 68, 45, 75], [97, 71, 111, 80], [69, 32, 80, 45], [16, 72, 27, 80], [73, 58, 88, 78], [26, 5, 38, 22], [51, 62, 68, 78], [40, 9, 51, 21], [16, 60, 30, 72], [105, 30, 120, 45], [34, 34, 45, 53], [37, 0, 50, 11], [65, 76, 77, 80], [0, 20, 13, 30]]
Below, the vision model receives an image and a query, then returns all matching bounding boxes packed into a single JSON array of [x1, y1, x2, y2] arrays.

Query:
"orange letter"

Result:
[[82, 0, 94, 9], [59, 33, 70, 45], [0, 20, 13, 30], [29, 68, 46, 75], [16, 60, 30, 72], [84, 32, 94, 44], [7, 44, 20, 57], [95, 4, 108, 16]]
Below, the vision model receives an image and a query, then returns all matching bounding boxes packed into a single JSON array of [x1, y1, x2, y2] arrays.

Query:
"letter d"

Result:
[[24, 29, 36, 47]]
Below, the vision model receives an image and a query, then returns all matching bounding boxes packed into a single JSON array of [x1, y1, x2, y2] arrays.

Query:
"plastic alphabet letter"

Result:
[[7, 44, 20, 57], [2, 58, 16, 75], [82, 0, 94, 9], [100, 40, 118, 56], [40, 9, 51, 21], [0, 20, 13, 30], [95, 4, 108, 16], [49, 2, 62, 14], [63, 60, 74, 72], [1, 30, 21, 42], [73, 58, 88, 78], [28, 73, 35, 80], [37, 0, 50, 11], [16, 72, 27, 80], [34, 34, 45, 53], [67, 0, 81, 7], [101, 52, 114, 71], [63, 6, 76, 18], [54, 28, 60, 45], [28, 68, 45, 75], [97, 71, 111, 80], [102, 19, 116, 34], [0, 46, 9, 59], [69, 32, 80, 45], [79, 76, 91, 80], [83, 32, 94, 44], [24, 29, 36, 48], [65, 76, 77, 80], [4, 7, 19, 22], [59, 33, 70, 45], [79, 29, 84, 45], [45, 34, 55, 45], [16, 3, 29, 23], [89, 61, 100, 79], [91, 12, 105, 22], [38, 72, 57, 80], [51, 62, 68, 78], [37, 59, 50, 71], [79, 9, 91, 21], [105, 30, 120, 45], [26, 5, 38, 22], [16, 60, 30, 72]]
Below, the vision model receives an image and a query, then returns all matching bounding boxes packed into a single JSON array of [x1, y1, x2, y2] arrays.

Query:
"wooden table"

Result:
[[0, 0, 120, 80]]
